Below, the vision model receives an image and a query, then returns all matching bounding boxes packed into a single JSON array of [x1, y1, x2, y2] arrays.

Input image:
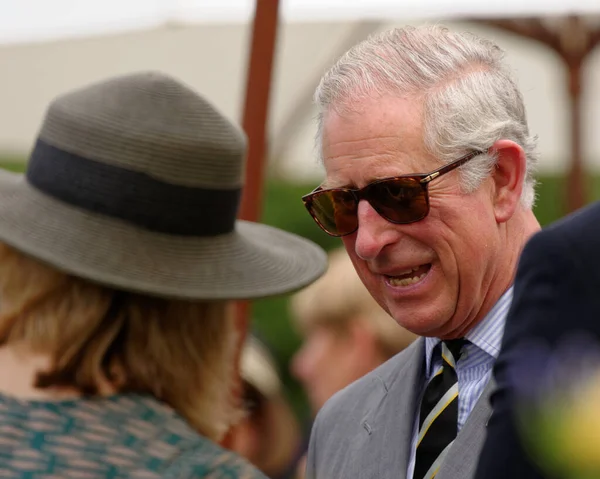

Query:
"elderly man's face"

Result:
[[321, 97, 502, 338]]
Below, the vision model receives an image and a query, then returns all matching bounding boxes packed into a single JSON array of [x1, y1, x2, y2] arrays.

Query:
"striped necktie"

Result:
[[414, 339, 466, 479]]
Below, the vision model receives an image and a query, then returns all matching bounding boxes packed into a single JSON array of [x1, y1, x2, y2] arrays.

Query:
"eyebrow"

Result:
[[320, 154, 423, 190], [320, 169, 423, 190], [319, 179, 344, 189], [321, 175, 382, 190]]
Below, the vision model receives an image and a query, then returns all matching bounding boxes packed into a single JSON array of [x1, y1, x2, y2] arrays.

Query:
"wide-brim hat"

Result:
[[0, 72, 327, 300]]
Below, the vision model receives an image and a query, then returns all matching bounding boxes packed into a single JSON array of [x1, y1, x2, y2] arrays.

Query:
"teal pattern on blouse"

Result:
[[0, 393, 267, 479]]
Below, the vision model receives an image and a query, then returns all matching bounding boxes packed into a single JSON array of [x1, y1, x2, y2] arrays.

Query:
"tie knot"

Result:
[[443, 339, 466, 362]]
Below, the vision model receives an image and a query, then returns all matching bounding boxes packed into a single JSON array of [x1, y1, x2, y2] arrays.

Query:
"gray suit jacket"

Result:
[[305, 338, 494, 479]]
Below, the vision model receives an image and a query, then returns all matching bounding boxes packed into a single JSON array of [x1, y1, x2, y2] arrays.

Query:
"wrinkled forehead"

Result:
[[321, 97, 424, 146], [319, 97, 437, 188]]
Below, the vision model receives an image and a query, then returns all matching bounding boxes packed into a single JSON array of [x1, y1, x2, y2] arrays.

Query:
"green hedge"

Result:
[[0, 161, 27, 173], [1, 159, 598, 419]]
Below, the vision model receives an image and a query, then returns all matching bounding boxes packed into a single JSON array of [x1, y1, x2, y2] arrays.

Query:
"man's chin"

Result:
[[392, 313, 453, 338]]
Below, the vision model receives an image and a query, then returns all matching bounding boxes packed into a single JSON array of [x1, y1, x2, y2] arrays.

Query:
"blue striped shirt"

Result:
[[406, 286, 513, 479]]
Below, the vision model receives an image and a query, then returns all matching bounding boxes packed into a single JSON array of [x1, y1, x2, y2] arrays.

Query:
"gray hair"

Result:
[[314, 25, 539, 208]]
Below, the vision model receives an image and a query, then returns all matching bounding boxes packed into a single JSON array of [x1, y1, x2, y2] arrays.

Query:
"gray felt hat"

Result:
[[0, 71, 327, 300]]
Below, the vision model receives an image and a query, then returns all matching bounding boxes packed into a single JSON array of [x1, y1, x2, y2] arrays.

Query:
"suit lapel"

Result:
[[352, 339, 495, 479], [436, 378, 496, 479], [360, 339, 425, 479]]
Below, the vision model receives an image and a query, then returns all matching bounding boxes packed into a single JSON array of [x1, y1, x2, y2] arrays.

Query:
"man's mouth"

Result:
[[387, 264, 431, 287]]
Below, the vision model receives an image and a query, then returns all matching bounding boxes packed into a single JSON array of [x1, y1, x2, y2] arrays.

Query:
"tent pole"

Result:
[[224, 0, 280, 445], [479, 16, 600, 214]]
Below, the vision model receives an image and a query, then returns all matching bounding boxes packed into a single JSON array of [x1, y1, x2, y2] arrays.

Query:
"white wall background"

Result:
[[0, 17, 599, 181]]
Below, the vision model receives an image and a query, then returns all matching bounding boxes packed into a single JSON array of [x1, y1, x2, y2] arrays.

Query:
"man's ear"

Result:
[[489, 139, 527, 223]]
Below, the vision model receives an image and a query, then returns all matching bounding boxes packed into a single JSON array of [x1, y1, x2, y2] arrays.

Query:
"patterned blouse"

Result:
[[0, 393, 268, 478]]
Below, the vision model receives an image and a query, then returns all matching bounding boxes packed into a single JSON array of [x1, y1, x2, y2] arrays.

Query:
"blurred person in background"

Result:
[[291, 247, 417, 414], [301, 25, 541, 479], [290, 247, 417, 478], [0, 71, 326, 478], [229, 336, 302, 479]]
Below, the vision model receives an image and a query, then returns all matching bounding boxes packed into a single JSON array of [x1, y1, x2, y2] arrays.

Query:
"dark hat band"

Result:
[[26, 140, 241, 236]]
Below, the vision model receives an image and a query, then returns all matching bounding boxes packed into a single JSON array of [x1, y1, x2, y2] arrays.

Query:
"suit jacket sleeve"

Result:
[[474, 222, 598, 479]]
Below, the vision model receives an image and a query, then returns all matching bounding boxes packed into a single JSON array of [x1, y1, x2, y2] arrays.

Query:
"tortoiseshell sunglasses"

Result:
[[302, 150, 483, 237]]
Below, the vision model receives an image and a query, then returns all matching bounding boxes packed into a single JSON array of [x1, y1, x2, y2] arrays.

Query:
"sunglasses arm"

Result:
[[419, 172, 440, 184]]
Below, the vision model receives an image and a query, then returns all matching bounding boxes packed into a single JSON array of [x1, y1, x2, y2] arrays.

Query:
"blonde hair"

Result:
[[291, 248, 416, 359], [0, 242, 237, 441]]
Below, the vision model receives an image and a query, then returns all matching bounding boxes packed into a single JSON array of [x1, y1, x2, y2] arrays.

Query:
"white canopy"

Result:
[[1, 1, 599, 178], [2, 0, 600, 45]]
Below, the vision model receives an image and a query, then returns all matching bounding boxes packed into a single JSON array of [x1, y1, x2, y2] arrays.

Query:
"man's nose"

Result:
[[353, 200, 401, 261]]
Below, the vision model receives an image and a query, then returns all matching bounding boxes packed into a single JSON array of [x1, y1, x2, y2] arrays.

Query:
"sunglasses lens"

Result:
[[307, 189, 358, 236], [368, 178, 428, 223], [305, 177, 429, 236]]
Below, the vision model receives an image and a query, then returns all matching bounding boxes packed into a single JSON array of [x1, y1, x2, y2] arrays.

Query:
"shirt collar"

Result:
[[424, 286, 513, 374]]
